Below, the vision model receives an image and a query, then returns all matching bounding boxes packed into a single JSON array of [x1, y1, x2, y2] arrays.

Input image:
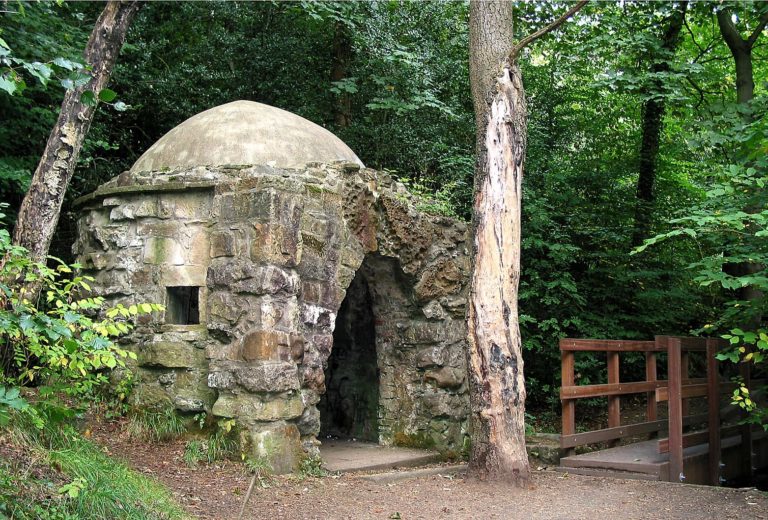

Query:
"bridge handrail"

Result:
[[559, 335, 736, 484]]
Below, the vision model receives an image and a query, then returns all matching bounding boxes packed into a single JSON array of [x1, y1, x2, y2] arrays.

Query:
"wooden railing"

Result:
[[559, 336, 755, 484]]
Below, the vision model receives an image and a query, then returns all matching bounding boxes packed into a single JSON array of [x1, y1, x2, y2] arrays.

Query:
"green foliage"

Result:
[[183, 440, 205, 468], [182, 418, 239, 467], [0, 411, 188, 519], [0, 202, 162, 430], [127, 407, 185, 443], [0, 384, 27, 426], [297, 454, 327, 479]]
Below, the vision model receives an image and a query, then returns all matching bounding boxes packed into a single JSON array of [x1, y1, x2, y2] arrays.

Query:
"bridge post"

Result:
[[607, 351, 620, 447], [666, 336, 685, 482], [561, 346, 576, 457], [706, 338, 721, 486]]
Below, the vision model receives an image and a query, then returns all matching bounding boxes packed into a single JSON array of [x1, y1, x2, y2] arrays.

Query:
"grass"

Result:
[[1, 412, 189, 520], [127, 407, 186, 442], [182, 430, 239, 467]]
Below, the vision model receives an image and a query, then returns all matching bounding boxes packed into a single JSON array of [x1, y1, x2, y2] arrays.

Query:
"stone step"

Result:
[[320, 440, 442, 473]]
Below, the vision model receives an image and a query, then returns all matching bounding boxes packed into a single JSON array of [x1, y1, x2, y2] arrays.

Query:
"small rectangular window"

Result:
[[166, 286, 200, 325]]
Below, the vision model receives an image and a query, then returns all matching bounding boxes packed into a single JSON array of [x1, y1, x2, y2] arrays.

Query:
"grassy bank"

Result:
[[0, 415, 189, 520]]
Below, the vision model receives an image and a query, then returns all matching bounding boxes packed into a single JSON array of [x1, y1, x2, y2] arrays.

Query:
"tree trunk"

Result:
[[716, 9, 759, 105], [12, 1, 139, 265], [716, 7, 767, 309], [632, 2, 687, 247], [467, 0, 529, 483], [331, 20, 353, 128]]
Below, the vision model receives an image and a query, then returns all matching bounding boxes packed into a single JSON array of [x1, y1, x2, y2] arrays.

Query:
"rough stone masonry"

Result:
[[73, 101, 471, 472]]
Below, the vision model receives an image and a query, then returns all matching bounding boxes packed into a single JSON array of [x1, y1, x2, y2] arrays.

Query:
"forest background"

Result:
[[1, 0, 767, 427]]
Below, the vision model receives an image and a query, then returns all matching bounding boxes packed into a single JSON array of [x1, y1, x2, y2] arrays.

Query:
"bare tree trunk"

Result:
[[467, 0, 528, 483], [466, 0, 587, 483], [12, 1, 140, 265], [632, 2, 687, 247]]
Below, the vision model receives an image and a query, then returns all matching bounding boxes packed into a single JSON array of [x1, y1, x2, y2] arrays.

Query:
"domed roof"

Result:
[[130, 100, 363, 173]]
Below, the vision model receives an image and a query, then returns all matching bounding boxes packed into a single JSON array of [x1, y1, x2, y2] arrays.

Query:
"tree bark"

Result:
[[466, 0, 586, 484], [716, 7, 767, 312], [12, 1, 140, 264], [716, 8, 767, 106], [467, 0, 529, 483], [632, 2, 688, 247]]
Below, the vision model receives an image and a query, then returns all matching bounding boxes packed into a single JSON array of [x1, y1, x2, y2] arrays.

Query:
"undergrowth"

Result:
[[127, 407, 185, 442], [182, 418, 239, 467], [0, 411, 188, 520]]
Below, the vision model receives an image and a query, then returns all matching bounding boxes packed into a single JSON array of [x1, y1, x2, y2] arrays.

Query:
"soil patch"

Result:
[[90, 417, 768, 520]]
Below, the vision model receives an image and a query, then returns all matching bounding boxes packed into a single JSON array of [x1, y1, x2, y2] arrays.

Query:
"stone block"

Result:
[[339, 240, 365, 270], [138, 341, 206, 368], [172, 370, 216, 412], [300, 364, 325, 393], [240, 330, 296, 362], [207, 291, 243, 324], [231, 265, 299, 296], [188, 229, 209, 265], [296, 405, 320, 436], [130, 267, 156, 287], [173, 396, 207, 413], [403, 320, 466, 346], [143, 237, 185, 265], [237, 362, 300, 392], [422, 300, 447, 321], [208, 361, 300, 393], [212, 393, 303, 422], [413, 258, 463, 301], [172, 193, 212, 219], [134, 198, 160, 218], [110, 205, 135, 221], [300, 280, 341, 308], [261, 298, 300, 332], [299, 303, 335, 330], [424, 367, 465, 389], [161, 265, 206, 286], [439, 296, 466, 317], [246, 422, 302, 475], [290, 335, 304, 362], [210, 231, 237, 258], [218, 190, 273, 221]]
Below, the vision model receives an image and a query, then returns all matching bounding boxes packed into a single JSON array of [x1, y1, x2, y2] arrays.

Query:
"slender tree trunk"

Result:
[[467, 0, 529, 483], [632, 2, 687, 247], [12, 1, 139, 265], [331, 20, 353, 128], [716, 8, 767, 309], [716, 9, 764, 106]]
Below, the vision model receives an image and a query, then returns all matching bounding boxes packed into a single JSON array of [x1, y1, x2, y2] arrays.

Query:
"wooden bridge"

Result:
[[558, 336, 768, 485]]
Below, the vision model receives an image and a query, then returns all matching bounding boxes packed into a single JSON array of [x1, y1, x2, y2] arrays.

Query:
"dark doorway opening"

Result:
[[318, 270, 379, 441]]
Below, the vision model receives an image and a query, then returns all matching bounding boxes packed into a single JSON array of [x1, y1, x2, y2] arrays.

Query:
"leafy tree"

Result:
[[11, 1, 139, 272]]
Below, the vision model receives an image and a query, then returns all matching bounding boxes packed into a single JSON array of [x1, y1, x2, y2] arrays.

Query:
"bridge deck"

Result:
[[559, 432, 768, 485]]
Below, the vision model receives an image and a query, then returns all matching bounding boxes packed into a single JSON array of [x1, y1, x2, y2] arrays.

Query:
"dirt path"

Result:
[[92, 418, 767, 520]]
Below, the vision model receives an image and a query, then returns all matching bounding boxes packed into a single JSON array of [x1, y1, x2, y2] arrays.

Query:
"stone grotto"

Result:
[[73, 100, 471, 472]]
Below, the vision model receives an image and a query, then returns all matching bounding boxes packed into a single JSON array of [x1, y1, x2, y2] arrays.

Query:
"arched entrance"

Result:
[[318, 268, 379, 441]]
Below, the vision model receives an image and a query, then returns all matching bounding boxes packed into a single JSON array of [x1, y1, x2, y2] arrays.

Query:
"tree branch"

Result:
[[509, 0, 589, 61], [717, 8, 746, 53], [746, 11, 768, 48]]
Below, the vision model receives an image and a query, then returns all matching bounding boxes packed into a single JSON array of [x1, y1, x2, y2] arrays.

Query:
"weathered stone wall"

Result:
[[74, 162, 471, 471]]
